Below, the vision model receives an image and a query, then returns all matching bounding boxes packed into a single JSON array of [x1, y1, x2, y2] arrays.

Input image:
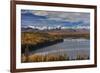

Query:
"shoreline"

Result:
[[21, 38, 63, 53]]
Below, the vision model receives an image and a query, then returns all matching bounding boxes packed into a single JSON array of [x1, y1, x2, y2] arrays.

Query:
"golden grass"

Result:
[[76, 54, 89, 60], [21, 54, 69, 62], [21, 32, 62, 45], [21, 53, 89, 62]]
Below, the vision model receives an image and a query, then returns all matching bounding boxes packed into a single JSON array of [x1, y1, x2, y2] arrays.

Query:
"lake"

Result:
[[30, 38, 90, 60]]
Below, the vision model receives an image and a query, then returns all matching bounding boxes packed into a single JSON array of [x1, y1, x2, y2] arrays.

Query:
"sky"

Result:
[[21, 9, 90, 28]]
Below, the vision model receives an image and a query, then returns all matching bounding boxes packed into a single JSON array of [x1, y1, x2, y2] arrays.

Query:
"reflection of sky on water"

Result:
[[30, 39, 90, 59]]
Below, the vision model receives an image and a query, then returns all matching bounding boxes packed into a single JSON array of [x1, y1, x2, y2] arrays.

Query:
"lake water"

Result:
[[30, 38, 90, 60]]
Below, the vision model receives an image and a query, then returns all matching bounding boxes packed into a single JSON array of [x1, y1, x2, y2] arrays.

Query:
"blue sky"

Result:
[[21, 9, 90, 28]]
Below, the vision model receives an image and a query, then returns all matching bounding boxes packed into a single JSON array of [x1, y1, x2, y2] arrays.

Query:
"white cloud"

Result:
[[31, 10, 48, 16]]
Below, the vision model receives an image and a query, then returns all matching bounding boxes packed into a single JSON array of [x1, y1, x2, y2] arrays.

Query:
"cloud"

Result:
[[21, 10, 90, 24], [31, 11, 48, 16]]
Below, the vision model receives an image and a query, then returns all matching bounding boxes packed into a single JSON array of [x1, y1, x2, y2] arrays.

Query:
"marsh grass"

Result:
[[21, 53, 89, 62], [21, 54, 69, 62], [76, 54, 89, 60], [21, 32, 62, 45]]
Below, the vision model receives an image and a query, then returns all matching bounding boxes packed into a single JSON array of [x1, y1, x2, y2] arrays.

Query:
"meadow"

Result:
[[21, 29, 90, 62]]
